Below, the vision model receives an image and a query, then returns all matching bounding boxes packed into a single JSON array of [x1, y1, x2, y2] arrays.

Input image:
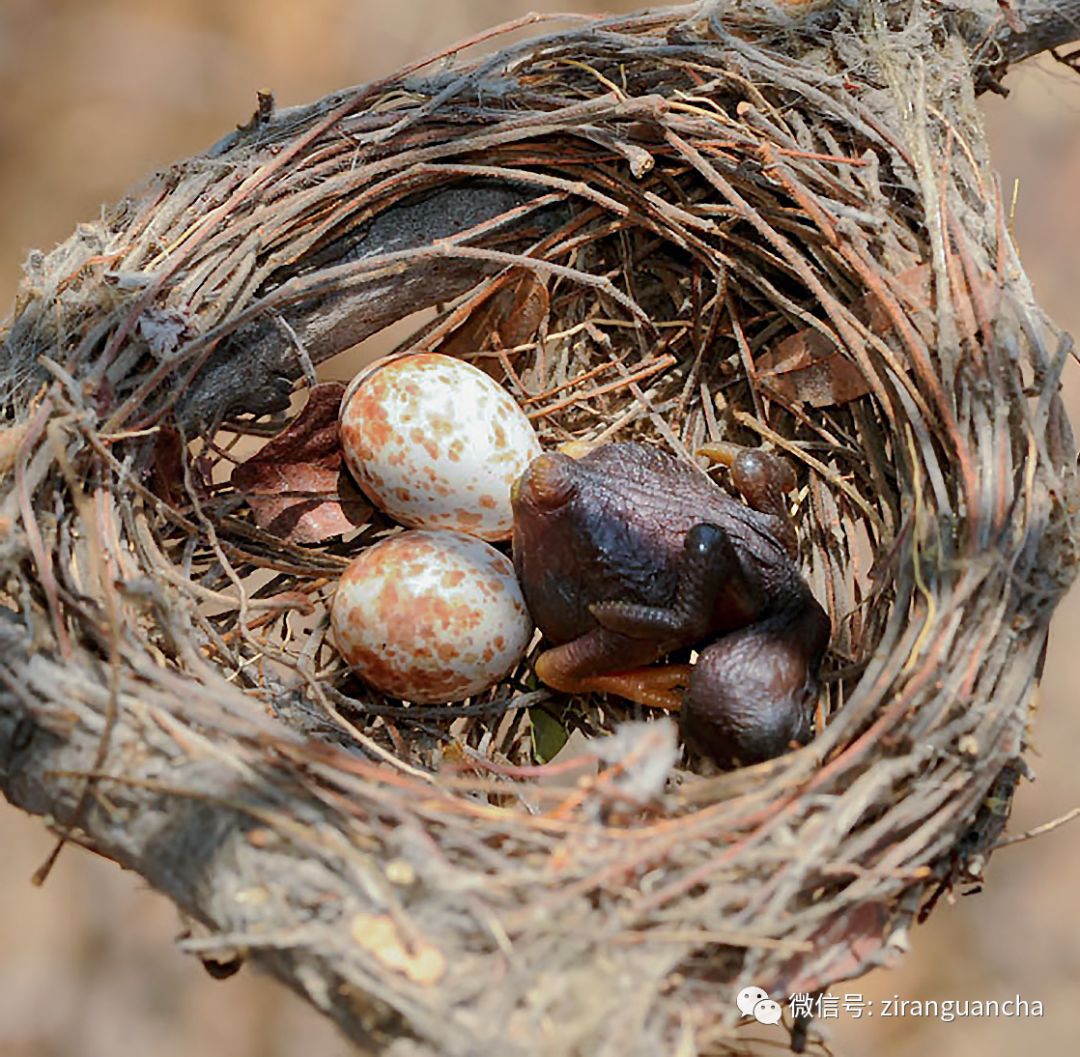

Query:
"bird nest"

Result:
[[1, 4, 1077, 1056]]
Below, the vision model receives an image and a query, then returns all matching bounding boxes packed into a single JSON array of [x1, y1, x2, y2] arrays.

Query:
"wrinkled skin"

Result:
[[511, 442, 830, 767]]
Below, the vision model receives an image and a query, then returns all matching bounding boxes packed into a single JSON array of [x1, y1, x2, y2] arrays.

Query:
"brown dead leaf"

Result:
[[773, 900, 893, 996], [439, 268, 548, 379], [146, 425, 216, 507], [863, 263, 934, 340], [231, 382, 371, 544], [756, 326, 872, 408], [756, 264, 932, 408], [147, 425, 185, 506]]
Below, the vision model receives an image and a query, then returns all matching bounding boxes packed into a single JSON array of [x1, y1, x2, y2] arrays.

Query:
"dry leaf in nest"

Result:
[[775, 901, 895, 996], [231, 382, 371, 544], [147, 425, 219, 507], [147, 426, 188, 507], [756, 265, 932, 407], [438, 268, 548, 379]]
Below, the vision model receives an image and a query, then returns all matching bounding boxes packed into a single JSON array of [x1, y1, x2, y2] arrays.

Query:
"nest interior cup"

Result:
[[0, 4, 1076, 1056]]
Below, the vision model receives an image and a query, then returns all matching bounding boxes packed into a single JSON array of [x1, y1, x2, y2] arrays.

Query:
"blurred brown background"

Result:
[[0, 3, 1077, 1055]]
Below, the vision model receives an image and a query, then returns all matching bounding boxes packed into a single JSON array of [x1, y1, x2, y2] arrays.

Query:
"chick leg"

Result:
[[534, 628, 690, 711]]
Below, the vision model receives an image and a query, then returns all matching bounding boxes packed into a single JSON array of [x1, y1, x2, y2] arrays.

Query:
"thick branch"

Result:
[[0, 644, 440, 1055], [984, 0, 1080, 63], [178, 184, 568, 427]]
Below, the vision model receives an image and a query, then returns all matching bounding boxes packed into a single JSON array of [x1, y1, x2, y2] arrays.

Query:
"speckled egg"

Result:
[[331, 529, 534, 703], [340, 353, 541, 541]]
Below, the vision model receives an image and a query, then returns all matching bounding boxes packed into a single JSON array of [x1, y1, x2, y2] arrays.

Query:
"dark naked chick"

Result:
[[510, 441, 830, 767]]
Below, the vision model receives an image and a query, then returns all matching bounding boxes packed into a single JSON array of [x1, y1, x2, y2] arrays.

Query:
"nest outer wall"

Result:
[[1, 2, 1078, 1055]]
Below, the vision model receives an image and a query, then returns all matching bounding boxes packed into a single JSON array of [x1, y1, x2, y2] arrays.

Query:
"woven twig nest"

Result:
[[2, 3, 1077, 1055]]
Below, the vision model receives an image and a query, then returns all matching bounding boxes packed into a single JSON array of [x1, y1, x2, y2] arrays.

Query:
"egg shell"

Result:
[[331, 529, 534, 703], [340, 353, 541, 541]]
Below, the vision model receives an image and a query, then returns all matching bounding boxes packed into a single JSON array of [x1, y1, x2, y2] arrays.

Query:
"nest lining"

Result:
[[1, 4, 1077, 1055]]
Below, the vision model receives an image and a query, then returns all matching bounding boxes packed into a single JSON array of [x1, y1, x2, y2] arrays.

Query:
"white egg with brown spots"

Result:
[[340, 353, 541, 541], [331, 529, 534, 703]]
